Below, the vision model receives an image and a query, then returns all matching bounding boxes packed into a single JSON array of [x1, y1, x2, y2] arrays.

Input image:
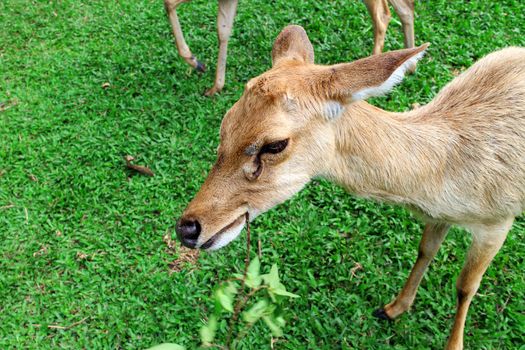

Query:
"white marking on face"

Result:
[[204, 209, 261, 251], [205, 220, 245, 251], [352, 50, 426, 101]]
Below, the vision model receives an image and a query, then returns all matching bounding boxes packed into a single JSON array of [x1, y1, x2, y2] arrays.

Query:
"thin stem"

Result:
[[230, 286, 268, 349], [225, 212, 251, 349], [241, 212, 251, 289]]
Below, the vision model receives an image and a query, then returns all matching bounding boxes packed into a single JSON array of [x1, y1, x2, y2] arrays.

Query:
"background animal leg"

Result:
[[363, 0, 392, 55], [164, 0, 205, 72], [389, 0, 416, 71], [205, 0, 238, 96]]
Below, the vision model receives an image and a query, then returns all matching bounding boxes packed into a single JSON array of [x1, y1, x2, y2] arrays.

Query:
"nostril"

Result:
[[176, 219, 201, 241]]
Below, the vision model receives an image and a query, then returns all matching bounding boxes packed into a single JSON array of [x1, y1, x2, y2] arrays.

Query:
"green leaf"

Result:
[[242, 299, 268, 324], [224, 281, 238, 297], [262, 264, 280, 289], [272, 283, 299, 298], [274, 315, 286, 328], [262, 315, 283, 337], [264, 303, 277, 316], [200, 315, 218, 345], [215, 288, 234, 312], [146, 344, 186, 350], [267, 290, 277, 303], [262, 265, 299, 301], [246, 276, 262, 289], [273, 289, 299, 298], [245, 256, 262, 288], [247, 256, 260, 278]]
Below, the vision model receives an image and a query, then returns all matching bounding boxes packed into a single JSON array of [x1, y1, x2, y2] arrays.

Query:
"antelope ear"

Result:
[[272, 25, 315, 66], [324, 44, 429, 101]]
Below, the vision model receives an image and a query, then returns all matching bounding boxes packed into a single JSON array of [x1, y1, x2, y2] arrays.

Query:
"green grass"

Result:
[[1, 0, 524, 348]]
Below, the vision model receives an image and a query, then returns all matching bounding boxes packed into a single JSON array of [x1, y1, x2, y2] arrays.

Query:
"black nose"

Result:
[[176, 218, 201, 248]]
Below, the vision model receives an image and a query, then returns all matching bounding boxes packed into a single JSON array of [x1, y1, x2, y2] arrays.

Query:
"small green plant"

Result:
[[200, 256, 298, 349], [148, 217, 298, 350]]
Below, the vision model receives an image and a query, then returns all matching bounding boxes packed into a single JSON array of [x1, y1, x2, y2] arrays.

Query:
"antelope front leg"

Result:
[[204, 0, 238, 96], [363, 0, 392, 55], [446, 219, 511, 350], [164, 0, 206, 72], [374, 222, 450, 320]]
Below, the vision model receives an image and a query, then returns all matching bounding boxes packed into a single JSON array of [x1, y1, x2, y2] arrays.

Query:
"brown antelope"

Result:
[[163, 0, 414, 95], [175, 25, 525, 349]]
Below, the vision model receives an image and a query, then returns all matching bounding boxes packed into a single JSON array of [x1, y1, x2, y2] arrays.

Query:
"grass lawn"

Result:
[[1, 0, 524, 348]]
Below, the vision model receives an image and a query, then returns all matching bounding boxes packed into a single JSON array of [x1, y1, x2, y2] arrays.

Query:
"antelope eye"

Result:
[[260, 139, 289, 155]]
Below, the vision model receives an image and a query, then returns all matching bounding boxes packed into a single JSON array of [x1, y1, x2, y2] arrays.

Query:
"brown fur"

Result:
[[178, 25, 525, 349]]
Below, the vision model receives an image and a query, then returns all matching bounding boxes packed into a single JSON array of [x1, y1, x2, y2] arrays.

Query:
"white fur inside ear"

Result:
[[351, 50, 426, 101], [323, 101, 345, 120]]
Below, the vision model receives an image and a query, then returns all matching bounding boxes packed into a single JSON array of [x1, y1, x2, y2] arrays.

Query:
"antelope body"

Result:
[[176, 25, 525, 349], [164, 0, 415, 95]]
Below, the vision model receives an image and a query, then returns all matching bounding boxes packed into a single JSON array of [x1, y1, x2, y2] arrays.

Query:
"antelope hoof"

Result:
[[204, 85, 222, 96], [373, 308, 394, 321], [195, 60, 206, 73], [183, 56, 206, 73]]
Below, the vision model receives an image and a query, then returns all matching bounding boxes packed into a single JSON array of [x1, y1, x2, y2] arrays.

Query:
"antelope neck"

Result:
[[324, 101, 452, 206]]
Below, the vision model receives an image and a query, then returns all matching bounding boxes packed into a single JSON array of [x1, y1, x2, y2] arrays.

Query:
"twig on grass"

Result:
[[350, 262, 363, 279], [0, 99, 18, 112], [496, 295, 512, 313], [124, 155, 154, 177], [168, 246, 200, 274], [163, 229, 177, 252], [28, 173, 38, 182], [32, 316, 89, 330]]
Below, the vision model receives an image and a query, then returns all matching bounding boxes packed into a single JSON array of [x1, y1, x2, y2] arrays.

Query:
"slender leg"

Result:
[[388, 0, 415, 48], [164, 0, 205, 72], [374, 222, 450, 320], [445, 218, 512, 350], [363, 0, 391, 55], [388, 0, 416, 72], [204, 0, 238, 96]]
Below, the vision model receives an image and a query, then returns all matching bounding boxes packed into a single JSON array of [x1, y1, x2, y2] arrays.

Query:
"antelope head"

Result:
[[176, 25, 428, 250]]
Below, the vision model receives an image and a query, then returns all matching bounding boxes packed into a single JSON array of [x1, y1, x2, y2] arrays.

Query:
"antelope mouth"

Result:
[[200, 213, 247, 250]]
